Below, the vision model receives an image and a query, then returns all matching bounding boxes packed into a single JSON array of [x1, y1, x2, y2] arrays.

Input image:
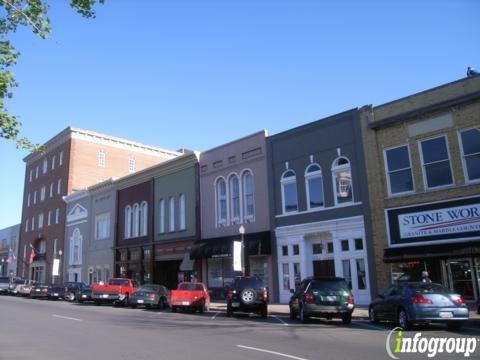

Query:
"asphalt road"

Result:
[[1, 296, 480, 360]]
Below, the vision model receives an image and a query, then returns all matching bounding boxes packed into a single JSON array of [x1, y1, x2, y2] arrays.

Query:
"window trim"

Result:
[[95, 212, 111, 240], [168, 196, 175, 232], [215, 177, 228, 226], [228, 173, 241, 223], [241, 169, 255, 220], [458, 128, 480, 184], [280, 169, 299, 215], [418, 134, 454, 190], [158, 199, 165, 233], [98, 150, 106, 168], [140, 201, 148, 236], [304, 163, 325, 210], [179, 194, 186, 231], [383, 144, 415, 196], [124, 205, 132, 239], [331, 156, 354, 206]]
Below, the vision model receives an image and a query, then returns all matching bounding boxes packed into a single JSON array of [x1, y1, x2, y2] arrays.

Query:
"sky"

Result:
[[0, 0, 479, 229]]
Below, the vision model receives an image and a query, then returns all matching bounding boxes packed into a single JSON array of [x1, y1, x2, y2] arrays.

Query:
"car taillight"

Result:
[[305, 291, 315, 304], [411, 294, 433, 304], [347, 292, 354, 305], [259, 290, 268, 301], [453, 295, 466, 305], [149, 293, 156, 299], [42, 288, 48, 293], [227, 290, 233, 300]]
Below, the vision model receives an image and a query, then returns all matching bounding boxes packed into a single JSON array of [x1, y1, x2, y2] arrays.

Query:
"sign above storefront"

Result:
[[387, 196, 480, 246]]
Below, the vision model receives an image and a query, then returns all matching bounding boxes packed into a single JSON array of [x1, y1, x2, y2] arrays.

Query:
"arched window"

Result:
[[216, 178, 227, 224], [332, 157, 353, 205], [179, 194, 186, 230], [141, 201, 148, 236], [242, 170, 254, 219], [70, 228, 82, 265], [159, 199, 165, 233], [305, 164, 324, 209], [281, 170, 298, 213], [229, 175, 240, 221], [169, 196, 175, 232], [133, 203, 140, 237], [124, 206, 132, 239]]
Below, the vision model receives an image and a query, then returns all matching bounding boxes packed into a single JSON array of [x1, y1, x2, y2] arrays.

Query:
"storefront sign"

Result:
[[233, 241, 243, 272], [52, 259, 60, 276], [387, 196, 480, 245]]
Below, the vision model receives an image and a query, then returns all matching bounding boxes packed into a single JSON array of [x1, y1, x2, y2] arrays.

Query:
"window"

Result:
[[293, 244, 300, 255], [384, 145, 414, 194], [342, 260, 352, 289], [282, 245, 288, 256], [50, 183, 54, 198], [35, 166, 39, 179], [98, 151, 106, 167], [125, 206, 132, 239], [356, 258, 366, 290], [420, 136, 453, 189], [42, 158, 48, 174], [281, 170, 298, 213], [51, 155, 55, 170], [70, 228, 82, 265], [341, 240, 349, 252], [158, 200, 165, 233], [216, 178, 227, 224], [354, 238, 364, 251], [332, 157, 353, 205], [128, 158, 136, 173], [29, 169, 33, 182], [47, 211, 52, 226], [229, 175, 240, 221], [305, 164, 324, 209], [242, 171, 254, 218], [33, 191, 37, 204], [25, 219, 29, 232], [312, 243, 322, 254], [133, 203, 140, 237], [140, 202, 148, 236], [95, 213, 110, 240], [179, 194, 186, 230], [27, 193, 30, 207], [53, 239, 57, 257], [59, 151, 64, 166], [282, 264, 290, 290], [57, 179, 62, 194], [169, 197, 175, 232], [31, 217, 35, 230], [460, 128, 480, 182], [293, 263, 301, 288], [38, 213, 44, 229], [55, 208, 60, 224], [38, 240, 46, 254], [327, 242, 334, 253], [40, 186, 46, 201]]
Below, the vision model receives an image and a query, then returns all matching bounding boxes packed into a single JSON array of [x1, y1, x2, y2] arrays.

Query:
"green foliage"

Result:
[[0, 0, 104, 151]]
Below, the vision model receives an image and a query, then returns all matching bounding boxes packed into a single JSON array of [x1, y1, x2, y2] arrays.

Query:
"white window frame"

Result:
[[57, 179, 62, 195], [124, 205, 132, 239], [305, 163, 324, 210], [169, 197, 175, 232], [31, 216, 35, 230], [27, 193, 30, 207], [35, 166, 39, 179], [29, 169, 33, 182], [95, 212, 110, 240], [458, 128, 480, 184], [331, 157, 354, 206], [50, 183, 54, 198], [38, 213, 44, 229], [179, 194, 186, 230], [133, 203, 140, 237], [98, 150, 106, 168], [33, 191, 37, 204], [418, 135, 454, 190], [51, 155, 56, 170], [59, 151, 64, 166], [215, 177, 228, 226], [242, 170, 255, 220], [128, 158, 136, 173], [55, 208, 60, 224], [70, 228, 82, 265], [229, 174, 241, 223], [47, 211, 52, 226], [40, 186, 46, 201], [25, 219, 29, 232], [280, 170, 298, 214], [42, 158, 48, 174], [383, 144, 415, 196], [158, 199, 165, 233]]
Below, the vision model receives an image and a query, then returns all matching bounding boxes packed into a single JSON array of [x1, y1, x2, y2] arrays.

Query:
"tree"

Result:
[[0, 0, 104, 150]]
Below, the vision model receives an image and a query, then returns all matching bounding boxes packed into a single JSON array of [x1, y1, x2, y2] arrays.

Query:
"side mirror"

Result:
[[290, 289, 295, 294]]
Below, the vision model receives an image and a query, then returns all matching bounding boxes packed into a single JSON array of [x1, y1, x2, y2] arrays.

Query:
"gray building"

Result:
[[0, 224, 20, 278], [267, 108, 375, 304], [193, 131, 274, 299]]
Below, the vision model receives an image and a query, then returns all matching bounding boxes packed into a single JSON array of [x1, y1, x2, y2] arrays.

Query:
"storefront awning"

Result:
[[189, 231, 271, 260], [384, 240, 480, 263]]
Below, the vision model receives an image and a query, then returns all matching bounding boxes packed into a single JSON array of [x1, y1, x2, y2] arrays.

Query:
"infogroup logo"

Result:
[[386, 327, 478, 359]]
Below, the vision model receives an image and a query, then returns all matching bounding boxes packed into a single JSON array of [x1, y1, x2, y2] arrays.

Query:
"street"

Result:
[[1, 296, 480, 360]]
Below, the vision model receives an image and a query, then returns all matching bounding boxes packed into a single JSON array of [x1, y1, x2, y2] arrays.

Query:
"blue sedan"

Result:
[[369, 282, 469, 331]]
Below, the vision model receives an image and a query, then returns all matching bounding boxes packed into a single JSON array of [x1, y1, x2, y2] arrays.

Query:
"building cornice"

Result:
[[63, 189, 89, 203], [274, 215, 365, 237]]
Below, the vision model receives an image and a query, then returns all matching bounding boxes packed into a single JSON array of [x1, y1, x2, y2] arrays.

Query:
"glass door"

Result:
[[446, 259, 476, 300]]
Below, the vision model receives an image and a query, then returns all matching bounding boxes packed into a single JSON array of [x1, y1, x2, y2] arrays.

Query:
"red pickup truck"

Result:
[[91, 278, 139, 306], [170, 282, 210, 313]]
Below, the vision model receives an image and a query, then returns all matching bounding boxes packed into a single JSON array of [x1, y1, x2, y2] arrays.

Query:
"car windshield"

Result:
[[0, 277, 9, 283], [139, 285, 159, 292], [179, 283, 204, 291], [14, 279, 26, 284], [408, 283, 450, 294], [310, 280, 348, 291], [234, 278, 264, 289], [108, 279, 130, 286]]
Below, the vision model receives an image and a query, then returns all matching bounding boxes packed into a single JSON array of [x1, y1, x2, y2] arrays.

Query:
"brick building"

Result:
[[18, 127, 180, 283], [361, 76, 480, 300]]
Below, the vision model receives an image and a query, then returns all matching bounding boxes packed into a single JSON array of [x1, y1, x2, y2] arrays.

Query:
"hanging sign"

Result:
[[233, 241, 243, 272]]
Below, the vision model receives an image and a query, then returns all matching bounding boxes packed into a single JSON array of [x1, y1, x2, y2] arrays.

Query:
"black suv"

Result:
[[226, 276, 268, 318], [64, 282, 90, 302]]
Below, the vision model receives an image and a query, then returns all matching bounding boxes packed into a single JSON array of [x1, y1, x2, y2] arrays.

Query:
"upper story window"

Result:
[[33, 191, 37, 204], [384, 145, 414, 195], [38, 240, 46, 254], [40, 186, 46, 201], [281, 170, 298, 213], [242, 170, 254, 219], [25, 219, 29, 233], [38, 213, 44, 229], [179, 194, 186, 230], [229, 175, 240, 222], [129, 158, 136, 173], [29, 169, 33, 182], [27, 193, 31, 207], [55, 208, 60, 224], [459, 128, 480, 183], [216, 178, 227, 224], [98, 151, 106, 168], [35, 166, 39, 179], [57, 179, 62, 194], [59, 151, 64, 166], [47, 211, 52, 226], [31, 216, 35, 230], [133, 203, 140, 237], [419, 136, 453, 189], [50, 183, 54, 198], [95, 212, 110, 240], [140, 201, 148, 236], [305, 164, 324, 209], [51, 155, 56, 170], [332, 157, 353, 205], [42, 158, 48, 174], [169, 196, 175, 232], [70, 228, 82, 265], [124, 206, 132, 239], [158, 199, 165, 233]]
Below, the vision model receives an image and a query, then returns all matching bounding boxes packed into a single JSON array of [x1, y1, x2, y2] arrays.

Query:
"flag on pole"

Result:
[[28, 247, 36, 264]]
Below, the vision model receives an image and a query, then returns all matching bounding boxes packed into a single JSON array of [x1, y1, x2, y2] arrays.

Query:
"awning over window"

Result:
[[384, 240, 480, 263], [190, 231, 271, 260]]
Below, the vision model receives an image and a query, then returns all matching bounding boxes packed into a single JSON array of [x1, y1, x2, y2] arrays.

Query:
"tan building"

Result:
[[18, 127, 180, 283], [361, 76, 480, 301]]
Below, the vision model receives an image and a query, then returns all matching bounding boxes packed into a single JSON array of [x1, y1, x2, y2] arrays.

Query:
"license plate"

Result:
[[439, 311, 453, 318], [53, 293, 58, 296], [182, 301, 190, 305], [326, 296, 337, 302], [137, 299, 144, 304], [82, 295, 87, 298], [36, 289, 40, 292], [102, 294, 109, 298], [231, 302, 240, 308]]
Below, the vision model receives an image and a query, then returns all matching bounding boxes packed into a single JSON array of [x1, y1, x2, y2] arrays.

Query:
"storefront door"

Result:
[[313, 260, 335, 277], [446, 259, 476, 300]]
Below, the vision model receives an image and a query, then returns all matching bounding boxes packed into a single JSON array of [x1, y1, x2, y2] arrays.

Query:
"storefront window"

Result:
[[356, 258, 366, 290], [293, 263, 301, 288], [129, 248, 141, 261], [207, 258, 234, 289], [250, 256, 268, 286], [282, 263, 290, 290]]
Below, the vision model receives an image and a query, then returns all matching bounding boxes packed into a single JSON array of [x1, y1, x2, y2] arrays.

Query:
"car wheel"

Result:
[[446, 322, 464, 331], [226, 304, 233, 317], [369, 307, 379, 323], [398, 308, 410, 330], [240, 288, 257, 305], [171, 306, 177, 313], [66, 292, 75, 302], [260, 304, 268, 319], [299, 304, 308, 324], [342, 313, 352, 325], [289, 305, 296, 320]]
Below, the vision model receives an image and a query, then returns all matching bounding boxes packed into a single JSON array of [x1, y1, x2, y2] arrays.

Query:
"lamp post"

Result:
[[238, 225, 245, 276], [58, 250, 63, 284]]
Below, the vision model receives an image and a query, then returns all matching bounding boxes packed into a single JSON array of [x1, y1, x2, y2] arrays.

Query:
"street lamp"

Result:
[[58, 250, 63, 284], [239, 225, 245, 276]]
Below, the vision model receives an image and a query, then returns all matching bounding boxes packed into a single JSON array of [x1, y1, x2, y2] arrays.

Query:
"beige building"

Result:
[[18, 127, 180, 283], [362, 76, 480, 301]]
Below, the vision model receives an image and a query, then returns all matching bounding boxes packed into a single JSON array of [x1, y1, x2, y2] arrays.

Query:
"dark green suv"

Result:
[[289, 277, 355, 324]]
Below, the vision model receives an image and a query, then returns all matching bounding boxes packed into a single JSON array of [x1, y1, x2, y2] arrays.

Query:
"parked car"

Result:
[[8, 278, 27, 295], [30, 284, 50, 299], [0, 277, 10, 294], [17, 280, 35, 297], [75, 284, 93, 303], [64, 282, 90, 302], [170, 282, 210, 313], [129, 284, 170, 309], [47, 284, 66, 300], [369, 282, 469, 331], [289, 277, 354, 324], [226, 276, 268, 319], [91, 278, 139, 306]]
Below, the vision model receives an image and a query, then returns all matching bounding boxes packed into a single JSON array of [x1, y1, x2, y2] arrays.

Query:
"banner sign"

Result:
[[387, 196, 480, 245], [233, 241, 243, 272], [52, 258, 60, 276]]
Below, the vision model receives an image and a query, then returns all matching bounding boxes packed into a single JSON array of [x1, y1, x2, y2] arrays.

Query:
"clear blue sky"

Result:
[[0, 0, 479, 229]]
